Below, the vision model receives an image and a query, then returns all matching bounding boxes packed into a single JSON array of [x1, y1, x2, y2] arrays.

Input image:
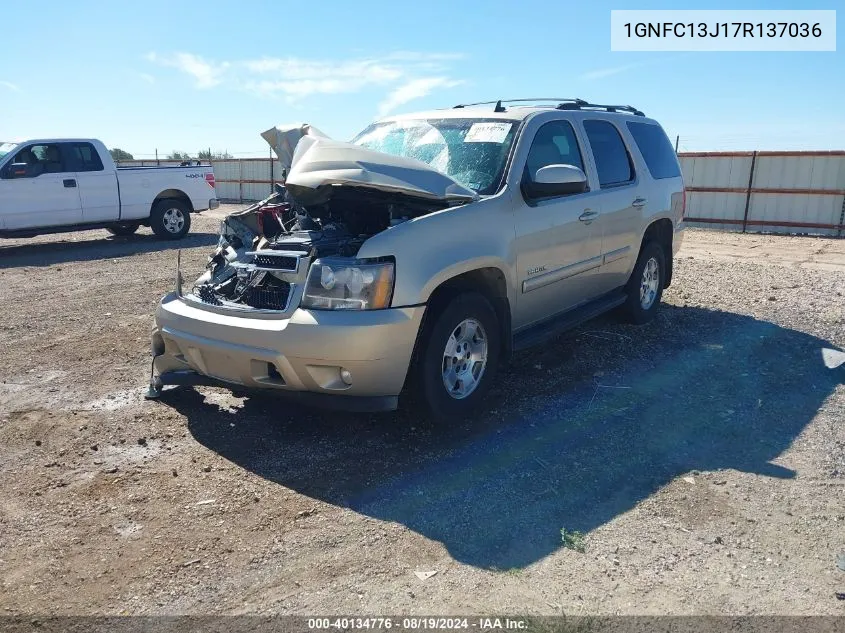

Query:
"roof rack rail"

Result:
[[452, 98, 644, 116], [556, 101, 645, 116], [453, 98, 586, 112]]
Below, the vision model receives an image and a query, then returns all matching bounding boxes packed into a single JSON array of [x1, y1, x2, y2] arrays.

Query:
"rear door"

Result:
[[513, 118, 604, 330], [580, 119, 641, 294], [63, 141, 120, 223], [0, 143, 83, 230]]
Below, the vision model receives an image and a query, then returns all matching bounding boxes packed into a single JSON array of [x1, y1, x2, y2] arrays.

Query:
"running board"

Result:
[[513, 291, 627, 351]]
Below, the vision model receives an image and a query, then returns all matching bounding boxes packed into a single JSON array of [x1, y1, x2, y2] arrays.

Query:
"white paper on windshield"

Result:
[[464, 122, 511, 143]]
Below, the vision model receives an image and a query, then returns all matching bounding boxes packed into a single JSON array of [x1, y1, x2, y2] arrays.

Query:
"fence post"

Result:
[[741, 151, 757, 234], [239, 159, 244, 203]]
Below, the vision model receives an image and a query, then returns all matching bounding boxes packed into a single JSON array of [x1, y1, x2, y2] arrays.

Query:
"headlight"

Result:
[[301, 257, 394, 310]]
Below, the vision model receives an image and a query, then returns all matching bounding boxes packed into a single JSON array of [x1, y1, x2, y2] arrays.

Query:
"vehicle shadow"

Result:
[[160, 305, 842, 570], [0, 230, 218, 268]]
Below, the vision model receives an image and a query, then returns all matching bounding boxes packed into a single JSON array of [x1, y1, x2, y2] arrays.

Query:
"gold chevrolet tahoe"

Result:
[[148, 99, 685, 417]]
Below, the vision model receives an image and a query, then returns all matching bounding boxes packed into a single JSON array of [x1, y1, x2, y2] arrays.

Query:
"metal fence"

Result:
[[680, 151, 845, 236], [118, 150, 845, 236]]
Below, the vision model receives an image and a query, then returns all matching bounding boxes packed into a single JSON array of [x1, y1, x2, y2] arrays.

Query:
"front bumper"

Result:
[[151, 293, 425, 409]]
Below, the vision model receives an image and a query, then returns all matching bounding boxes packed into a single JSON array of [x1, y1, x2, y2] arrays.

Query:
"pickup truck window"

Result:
[[352, 118, 517, 195], [6, 143, 65, 178], [583, 120, 634, 188], [626, 121, 681, 180], [63, 142, 104, 172], [524, 120, 584, 178]]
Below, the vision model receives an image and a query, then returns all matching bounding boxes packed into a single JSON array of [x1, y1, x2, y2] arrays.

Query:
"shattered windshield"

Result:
[[0, 142, 18, 160], [352, 118, 517, 195]]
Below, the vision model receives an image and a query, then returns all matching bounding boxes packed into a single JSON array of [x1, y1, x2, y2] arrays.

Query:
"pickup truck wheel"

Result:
[[150, 200, 191, 239], [106, 223, 140, 237], [416, 292, 500, 419], [623, 241, 666, 324]]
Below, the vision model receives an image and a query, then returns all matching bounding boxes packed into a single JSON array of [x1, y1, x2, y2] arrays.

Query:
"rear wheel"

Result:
[[106, 222, 140, 237], [622, 241, 666, 324], [415, 292, 500, 419], [150, 199, 191, 239]]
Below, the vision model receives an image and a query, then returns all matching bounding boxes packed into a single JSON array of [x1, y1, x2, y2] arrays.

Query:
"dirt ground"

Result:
[[1, 208, 843, 616]]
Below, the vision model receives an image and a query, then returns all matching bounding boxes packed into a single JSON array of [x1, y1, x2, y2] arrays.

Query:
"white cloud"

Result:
[[139, 73, 155, 85], [146, 52, 228, 89], [0, 80, 21, 92], [378, 77, 463, 116], [144, 51, 464, 112]]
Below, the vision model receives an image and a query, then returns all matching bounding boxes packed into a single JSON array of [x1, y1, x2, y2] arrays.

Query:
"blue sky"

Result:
[[1, 0, 841, 157]]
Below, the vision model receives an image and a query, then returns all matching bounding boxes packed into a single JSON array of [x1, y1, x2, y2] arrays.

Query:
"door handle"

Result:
[[632, 197, 647, 208], [63, 179, 77, 188], [579, 210, 598, 223]]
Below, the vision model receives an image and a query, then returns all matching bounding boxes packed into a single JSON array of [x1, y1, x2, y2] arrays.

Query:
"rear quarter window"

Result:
[[64, 142, 104, 172], [626, 122, 681, 179]]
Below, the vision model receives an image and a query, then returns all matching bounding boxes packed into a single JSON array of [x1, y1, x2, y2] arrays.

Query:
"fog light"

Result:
[[340, 368, 353, 385]]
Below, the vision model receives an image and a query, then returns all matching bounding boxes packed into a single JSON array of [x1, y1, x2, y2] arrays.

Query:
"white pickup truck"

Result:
[[0, 138, 218, 239]]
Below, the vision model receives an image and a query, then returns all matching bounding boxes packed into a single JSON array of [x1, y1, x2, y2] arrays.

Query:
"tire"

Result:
[[622, 241, 666, 324], [106, 223, 140, 237], [150, 199, 191, 240], [415, 292, 501, 419]]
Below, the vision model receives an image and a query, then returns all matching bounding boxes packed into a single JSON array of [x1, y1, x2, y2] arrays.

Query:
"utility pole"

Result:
[[674, 135, 679, 153], [155, 148, 159, 166]]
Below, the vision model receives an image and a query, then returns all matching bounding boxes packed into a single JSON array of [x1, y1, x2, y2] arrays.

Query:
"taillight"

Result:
[[205, 172, 216, 189]]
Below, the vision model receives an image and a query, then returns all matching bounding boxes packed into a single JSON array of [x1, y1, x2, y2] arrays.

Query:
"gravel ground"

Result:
[[1, 211, 844, 616]]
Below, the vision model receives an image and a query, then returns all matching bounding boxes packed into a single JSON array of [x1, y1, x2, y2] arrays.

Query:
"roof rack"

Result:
[[557, 101, 644, 116], [452, 98, 644, 116]]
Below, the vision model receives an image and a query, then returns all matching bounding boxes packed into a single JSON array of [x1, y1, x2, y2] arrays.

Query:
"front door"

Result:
[[513, 120, 603, 331], [0, 143, 83, 230]]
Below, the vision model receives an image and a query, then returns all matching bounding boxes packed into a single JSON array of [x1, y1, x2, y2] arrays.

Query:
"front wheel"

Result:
[[106, 222, 140, 237], [150, 199, 191, 240], [622, 241, 666, 324], [415, 292, 500, 419]]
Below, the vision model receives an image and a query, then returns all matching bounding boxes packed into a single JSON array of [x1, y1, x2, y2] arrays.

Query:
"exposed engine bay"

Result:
[[190, 185, 448, 311], [186, 125, 477, 313]]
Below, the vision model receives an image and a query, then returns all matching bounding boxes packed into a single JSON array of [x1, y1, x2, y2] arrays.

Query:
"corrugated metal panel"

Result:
[[215, 182, 240, 201], [753, 155, 845, 191], [745, 193, 843, 236], [685, 191, 746, 231], [212, 161, 240, 182], [681, 155, 752, 189]]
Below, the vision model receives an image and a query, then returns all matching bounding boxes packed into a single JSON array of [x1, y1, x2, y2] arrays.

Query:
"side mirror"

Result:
[[523, 164, 588, 199]]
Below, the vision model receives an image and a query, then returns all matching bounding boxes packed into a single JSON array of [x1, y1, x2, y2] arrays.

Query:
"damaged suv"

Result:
[[148, 99, 685, 416]]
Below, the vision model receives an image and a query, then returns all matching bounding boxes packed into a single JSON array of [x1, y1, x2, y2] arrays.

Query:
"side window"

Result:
[[4, 143, 64, 178], [626, 121, 681, 179], [583, 120, 634, 187], [524, 120, 584, 179], [64, 142, 104, 172]]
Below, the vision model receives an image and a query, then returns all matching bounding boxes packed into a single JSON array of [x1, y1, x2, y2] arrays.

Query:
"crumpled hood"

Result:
[[260, 124, 329, 173], [283, 135, 478, 205]]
